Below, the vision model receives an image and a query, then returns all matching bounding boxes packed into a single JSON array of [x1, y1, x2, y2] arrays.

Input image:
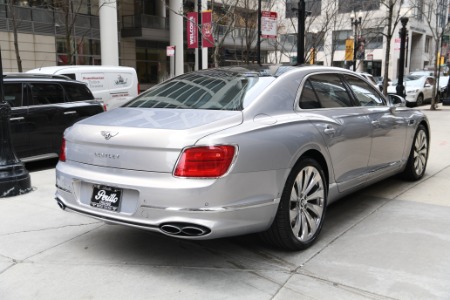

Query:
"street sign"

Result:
[[166, 46, 175, 57], [261, 11, 277, 39]]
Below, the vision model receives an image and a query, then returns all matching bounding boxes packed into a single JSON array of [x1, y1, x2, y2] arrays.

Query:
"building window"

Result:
[[338, 0, 380, 13], [136, 40, 170, 85], [332, 30, 352, 51], [361, 28, 383, 49], [56, 37, 101, 65], [425, 36, 432, 53]]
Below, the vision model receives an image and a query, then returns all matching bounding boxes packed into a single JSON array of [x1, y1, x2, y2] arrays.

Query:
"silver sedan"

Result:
[[55, 65, 429, 250]]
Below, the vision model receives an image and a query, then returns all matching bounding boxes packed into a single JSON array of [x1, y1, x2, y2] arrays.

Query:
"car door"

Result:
[[343, 74, 407, 176], [4, 82, 31, 158], [299, 73, 372, 192], [27, 82, 64, 157]]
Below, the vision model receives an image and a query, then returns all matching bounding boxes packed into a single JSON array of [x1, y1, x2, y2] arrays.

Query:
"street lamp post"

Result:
[[297, 0, 306, 65], [350, 11, 362, 72], [396, 16, 409, 97]]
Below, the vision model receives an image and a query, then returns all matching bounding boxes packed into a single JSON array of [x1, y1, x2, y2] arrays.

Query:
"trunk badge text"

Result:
[[101, 131, 119, 140], [95, 152, 120, 159]]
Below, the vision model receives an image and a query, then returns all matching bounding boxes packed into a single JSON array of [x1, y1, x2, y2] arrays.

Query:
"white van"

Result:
[[27, 66, 139, 110]]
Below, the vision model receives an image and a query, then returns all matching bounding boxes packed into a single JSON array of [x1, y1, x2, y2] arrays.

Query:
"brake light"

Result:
[[59, 138, 66, 162], [174, 145, 236, 178], [137, 82, 141, 94]]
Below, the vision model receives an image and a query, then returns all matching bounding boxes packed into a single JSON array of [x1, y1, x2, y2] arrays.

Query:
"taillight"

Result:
[[137, 82, 141, 94], [59, 138, 66, 162], [174, 145, 236, 178]]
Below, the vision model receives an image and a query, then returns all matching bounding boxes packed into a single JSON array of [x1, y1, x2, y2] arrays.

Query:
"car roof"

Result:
[[192, 65, 358, 79], [3, 73, 86, 84], [27, 65, 136, 74]]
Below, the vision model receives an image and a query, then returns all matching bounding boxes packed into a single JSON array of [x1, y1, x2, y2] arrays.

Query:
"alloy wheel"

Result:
[[413, 129, 428, 176], [289, 166, 325, 242]]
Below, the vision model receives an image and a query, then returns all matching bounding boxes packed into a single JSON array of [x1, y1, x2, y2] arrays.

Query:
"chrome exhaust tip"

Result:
[[55, 198, 66, 210], [181, 226, 208, 236], [160, 224, 182, 235], [160, 223, 210, 237]]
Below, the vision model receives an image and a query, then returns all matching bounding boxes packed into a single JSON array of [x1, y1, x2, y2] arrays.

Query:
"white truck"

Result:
[[27, 65, 139, 110]]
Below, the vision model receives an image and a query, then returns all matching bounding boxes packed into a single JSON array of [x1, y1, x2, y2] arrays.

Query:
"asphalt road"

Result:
[[1, 104, 450, 299]]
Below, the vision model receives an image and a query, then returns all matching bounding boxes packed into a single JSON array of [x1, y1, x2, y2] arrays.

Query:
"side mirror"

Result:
[[424, 83, 431, 88], [388, 94, 406, 107]]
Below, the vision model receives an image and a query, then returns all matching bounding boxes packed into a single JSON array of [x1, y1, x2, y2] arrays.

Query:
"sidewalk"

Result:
[[1, 105, 449, 299]]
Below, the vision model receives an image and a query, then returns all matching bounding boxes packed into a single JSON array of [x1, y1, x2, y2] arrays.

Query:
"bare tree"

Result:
[[379, 0, 404, 95], [416, 0, 449, 110], [6, 0, 23, 72], [52, 0, 87, 65], [211, 0, 239, 67]]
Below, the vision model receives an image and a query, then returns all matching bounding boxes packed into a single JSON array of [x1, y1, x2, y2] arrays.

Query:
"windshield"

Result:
[[126, 70, 274, 111]]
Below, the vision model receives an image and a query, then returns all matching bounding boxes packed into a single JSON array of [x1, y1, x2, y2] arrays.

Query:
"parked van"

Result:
[[27, 66, 139, 110]]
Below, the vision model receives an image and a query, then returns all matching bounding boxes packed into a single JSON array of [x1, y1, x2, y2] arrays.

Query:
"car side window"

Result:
[[300, 74, 353, 109], [64, 83, 94, 102], [344, 75, 385, 107], [30, 83, 65, 105], [3, 83, 23, 107]]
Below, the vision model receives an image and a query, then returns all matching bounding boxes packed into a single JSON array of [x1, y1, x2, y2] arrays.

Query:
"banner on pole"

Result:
[[202, 11, 214, 48], [187, 12, 198, 49], [345, 39, 354, 61]]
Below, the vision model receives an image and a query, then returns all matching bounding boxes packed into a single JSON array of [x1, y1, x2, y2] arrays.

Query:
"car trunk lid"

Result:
[[64, 107, 242, 172]]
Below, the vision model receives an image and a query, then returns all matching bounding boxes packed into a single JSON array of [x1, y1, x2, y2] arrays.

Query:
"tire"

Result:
[[261, 157, 327, 250], [402, 124, 429, 181], [416, 94, 424, 106]]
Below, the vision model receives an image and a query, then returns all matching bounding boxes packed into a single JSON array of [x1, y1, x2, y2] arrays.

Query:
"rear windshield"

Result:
[[125, 70, 274, 111]]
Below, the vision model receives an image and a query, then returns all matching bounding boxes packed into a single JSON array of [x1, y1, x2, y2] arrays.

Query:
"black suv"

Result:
[[4, 73, 105, 162]]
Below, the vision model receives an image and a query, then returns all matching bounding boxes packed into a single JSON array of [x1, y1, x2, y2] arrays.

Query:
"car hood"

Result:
[[64, 108, 243, 172], [387, 84, 421, 94]]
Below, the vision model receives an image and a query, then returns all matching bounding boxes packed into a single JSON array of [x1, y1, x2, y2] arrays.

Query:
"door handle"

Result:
[[64, 111, 77, 115], [324, 126, 335, 135], [10, 117, 25, 121], [371, 120, 380, 127]]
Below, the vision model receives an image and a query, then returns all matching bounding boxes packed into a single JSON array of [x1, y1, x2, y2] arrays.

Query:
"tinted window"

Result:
[[300, 74, 353, 109], [344, 75, 385, 106], [4, 83, 23, 107], [126, 71, 264, 111], [61, 73, 76, 80], [64, 83, 94, 101], [30, 83, 64, 105]]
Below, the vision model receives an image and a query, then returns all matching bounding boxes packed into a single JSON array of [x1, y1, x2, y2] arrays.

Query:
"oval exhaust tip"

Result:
[[56, 199, 66, 210], [160, 224, 182, 235]]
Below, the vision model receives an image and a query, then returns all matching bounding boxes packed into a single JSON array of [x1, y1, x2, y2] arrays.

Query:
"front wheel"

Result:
[[261, 157, 327, 250], [402, 124, 429, 181], [416, 94, 424, 106]]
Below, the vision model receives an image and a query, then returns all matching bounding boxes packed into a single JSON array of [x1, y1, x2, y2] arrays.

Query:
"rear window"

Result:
[[125, 70, 272, 111]]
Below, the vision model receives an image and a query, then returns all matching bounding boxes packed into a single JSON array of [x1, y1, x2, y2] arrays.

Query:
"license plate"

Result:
[[90, 185, 122, 212]]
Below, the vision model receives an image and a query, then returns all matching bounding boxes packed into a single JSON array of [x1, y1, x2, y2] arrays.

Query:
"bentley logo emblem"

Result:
[[101, 131, 119, 140]]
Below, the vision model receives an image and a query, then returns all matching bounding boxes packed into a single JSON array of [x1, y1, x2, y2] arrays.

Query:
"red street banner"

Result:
[[187, 12, 198, 49], [202, 11, 214, 48]]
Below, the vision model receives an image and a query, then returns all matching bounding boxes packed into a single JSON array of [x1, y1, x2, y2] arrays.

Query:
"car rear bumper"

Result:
[[55, 161, 283, 239]]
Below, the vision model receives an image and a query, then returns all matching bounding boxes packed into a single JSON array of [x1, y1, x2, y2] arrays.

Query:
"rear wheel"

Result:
[[402, 124, 429, 181], [262, 157, 327, 250]]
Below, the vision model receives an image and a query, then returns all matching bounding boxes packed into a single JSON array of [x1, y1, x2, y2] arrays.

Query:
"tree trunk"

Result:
[[8, 1, 23, 72]]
